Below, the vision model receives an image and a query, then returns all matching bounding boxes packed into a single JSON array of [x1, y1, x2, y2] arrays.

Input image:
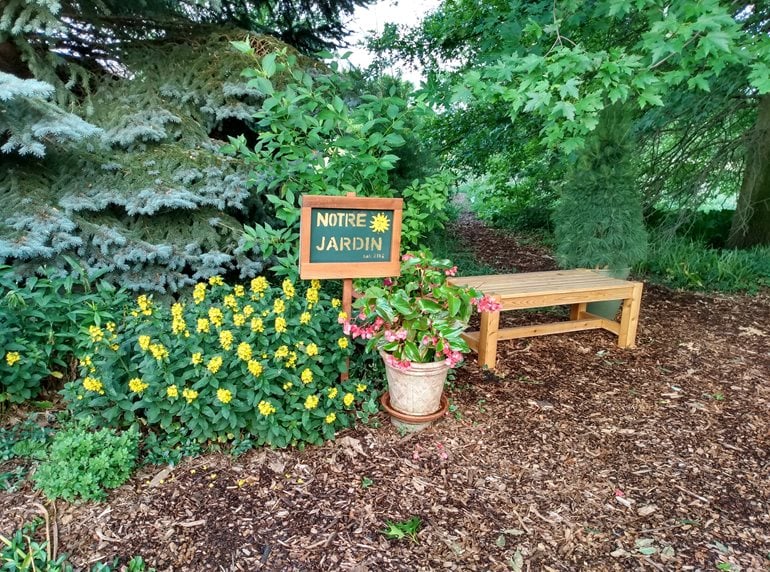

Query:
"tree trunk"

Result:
[[728, 94, 770, 248]]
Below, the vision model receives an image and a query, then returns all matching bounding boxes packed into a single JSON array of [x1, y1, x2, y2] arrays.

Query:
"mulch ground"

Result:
[[2, 213, 769, 571]]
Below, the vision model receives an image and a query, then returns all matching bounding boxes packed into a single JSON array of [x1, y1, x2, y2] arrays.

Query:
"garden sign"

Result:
[[299, 194, 403, 280]]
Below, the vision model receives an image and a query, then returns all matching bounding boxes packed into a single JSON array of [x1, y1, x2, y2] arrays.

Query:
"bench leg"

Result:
[[477, 306, 500, 369], [618, 283, 643, 348], [570, 302, 587, 321]]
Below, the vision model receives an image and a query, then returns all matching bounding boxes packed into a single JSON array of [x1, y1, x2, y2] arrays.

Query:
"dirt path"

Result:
[[2, 215, 769, 571]]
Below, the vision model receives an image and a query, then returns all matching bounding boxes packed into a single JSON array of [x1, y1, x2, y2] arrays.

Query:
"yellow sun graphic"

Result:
[[370, 212, 390, 233]]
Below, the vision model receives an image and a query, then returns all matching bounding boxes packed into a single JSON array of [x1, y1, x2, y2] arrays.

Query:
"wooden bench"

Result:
[[449, 269, 643, 369]]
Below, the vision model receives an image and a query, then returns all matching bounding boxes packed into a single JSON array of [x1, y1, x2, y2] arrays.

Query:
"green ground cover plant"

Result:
[[33, 421, 139, 502], [636, 233, 770, 293], [63, 276, 373, 447]]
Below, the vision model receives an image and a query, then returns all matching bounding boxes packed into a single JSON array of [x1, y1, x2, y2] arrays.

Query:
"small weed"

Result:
[[705, 392, 725, 401], [360, 476, 373, 489], [396, 424, 411, 437], [0, 466, 27, 492], [448, 402, 462, 420], [716, 563, 733, 571], [477, 399, 487, 413], [382, 516, 422, 542]]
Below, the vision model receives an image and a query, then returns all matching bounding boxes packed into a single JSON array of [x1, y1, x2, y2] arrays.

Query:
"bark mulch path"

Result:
[[2, 215, 769, 571]]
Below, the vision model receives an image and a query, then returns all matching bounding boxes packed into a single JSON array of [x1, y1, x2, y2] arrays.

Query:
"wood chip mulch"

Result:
[[1, 214, 769, 571]]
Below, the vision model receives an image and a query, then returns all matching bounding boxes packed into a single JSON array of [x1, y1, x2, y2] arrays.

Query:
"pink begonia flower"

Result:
[[384, 354, 411, 370], [445, 266, 458, 277], [384, 329, 397, 342], [383, 277, 393, 286], [395, 328, 408, 341], [401, 253, 414, 261], [373, 317, 385, 330], [472, 294, 503, 313], [343, 321, 352, 335], [436, 442, 448, 460], [358, 311, 366, 320]]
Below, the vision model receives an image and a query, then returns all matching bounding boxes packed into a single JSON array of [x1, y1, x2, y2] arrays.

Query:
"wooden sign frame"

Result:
[[299, 194, 403, 279]]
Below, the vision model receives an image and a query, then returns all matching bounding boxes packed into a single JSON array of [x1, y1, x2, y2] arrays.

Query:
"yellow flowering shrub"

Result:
[[63, 277, 367, 447]]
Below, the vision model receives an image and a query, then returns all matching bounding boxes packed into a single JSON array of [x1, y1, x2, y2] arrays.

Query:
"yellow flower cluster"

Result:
[[301, 368, 313, 384], [149, 343, 169, 361], [208, 307, 223, 327], [337, 311, 347, 322], [183, 388, 198, 403], [337, 337, 349, 349], [209, 276, 224, 286], [89, 325, 104, 343], [243, 305, 254, 317], [224, 294, 238, 310], [343, 393, 354, 407], [237, 342, 252, 361], [299, 312, 311, 325], [171, 303, 186, 335], [193, 283, 206, 304], [233, 313, 246, 327], [304, 394, 319, 410], [251, 276, 268, 293], [219, 329, 234, 351], [327, 387, 338, 399], [305, 343, 318, 357], [5, 351, 20, 366], [250, 318, 264, 333], [285, 351, 297, 369], [283, 381, 293, 391], [356, 384, 367, 393], [306, 287, 319, 304], [167, 385, 179, 398], [207, 356, 223, 374], [129, 377, 149, 393], [258, 400, 276, 416], [282, 278, 295, 299], [137, 295, 153, 316], [197, 318, 210, 333], [247, 360, 263, 377], [325, 412, 336, 424], [138, 335, 151, 351], [273, 298, 285, 314], [234, 284, 245, 297], [80, 355, 95, 373], [275, 345, 289, 360], [331, 298, 341, 308], [217, 388, 233, 404], [83, 376, 105, 394], [191, 352, 203, 365]]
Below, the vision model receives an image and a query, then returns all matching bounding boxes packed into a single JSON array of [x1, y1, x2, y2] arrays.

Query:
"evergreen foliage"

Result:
[[0, 0, 374, 292], [0, 72, 100, 157], [553, 107, 648, 271], [0, 34, 297, 291]]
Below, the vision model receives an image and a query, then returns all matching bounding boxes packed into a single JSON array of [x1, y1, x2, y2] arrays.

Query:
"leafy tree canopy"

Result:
[[372, 0, 770, 247]]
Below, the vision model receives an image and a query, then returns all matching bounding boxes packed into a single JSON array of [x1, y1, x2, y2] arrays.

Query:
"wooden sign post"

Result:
[[299, 193, 403, 378]]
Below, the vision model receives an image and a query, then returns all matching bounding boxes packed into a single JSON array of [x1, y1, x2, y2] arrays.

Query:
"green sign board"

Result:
[[309, 208, 393, 263], [299, 195, 403, 279]]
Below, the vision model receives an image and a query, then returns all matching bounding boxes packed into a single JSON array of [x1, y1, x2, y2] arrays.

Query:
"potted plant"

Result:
[[552, 104, 648, 318], [344, 251, 500, 431]]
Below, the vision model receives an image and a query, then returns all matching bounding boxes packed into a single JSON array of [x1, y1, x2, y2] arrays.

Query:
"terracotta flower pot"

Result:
[[381, 352, 450, 431]]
